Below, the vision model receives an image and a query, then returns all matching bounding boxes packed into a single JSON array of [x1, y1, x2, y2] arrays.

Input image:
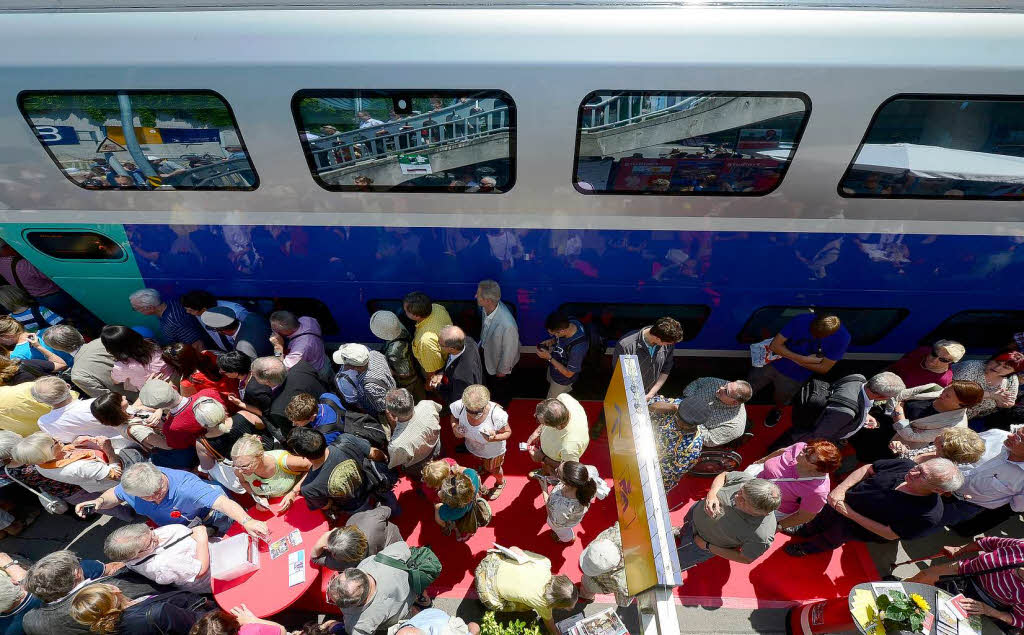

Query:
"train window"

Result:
[[840, 96, 1024, 199], [24, 230, 125, 261], [556, 303, 711, 343], [920, 310, 1024, 350], [292, 90, 515, 193], [738, 306, 908, 346], [367, 298, 517, 341], [224, 296, 339, 336], [18, 90, 258, 191], [572, 91, 810, 195]]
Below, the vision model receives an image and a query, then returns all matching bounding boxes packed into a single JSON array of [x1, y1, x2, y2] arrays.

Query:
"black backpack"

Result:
[[790, 374, 865, 430], [567, 317, 606, 372]]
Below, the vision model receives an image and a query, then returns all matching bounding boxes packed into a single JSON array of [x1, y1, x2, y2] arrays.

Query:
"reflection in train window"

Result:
[[840, 96, 1024, 199], [572, 91, 810, 195], [25, 230, 126, 261], [292, 90, 515, 193], [18, 91, 258, 191], [737, 306, 908, 346], [367, 298, 517, 341], [556, 303, 711, 343], [921, 310, 1024, 350], [224, 296, 339, 336]]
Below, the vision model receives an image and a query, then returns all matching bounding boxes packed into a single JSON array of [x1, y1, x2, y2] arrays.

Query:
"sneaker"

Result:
[[764, 409, 783, 428]]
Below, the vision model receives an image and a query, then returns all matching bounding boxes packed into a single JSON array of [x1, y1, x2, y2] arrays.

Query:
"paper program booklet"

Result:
[[557, 608, 628, 635]]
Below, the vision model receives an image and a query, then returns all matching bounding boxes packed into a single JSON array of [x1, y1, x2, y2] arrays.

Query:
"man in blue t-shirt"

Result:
[[748, 312, 851, 428], [538, 312, 589, 398]]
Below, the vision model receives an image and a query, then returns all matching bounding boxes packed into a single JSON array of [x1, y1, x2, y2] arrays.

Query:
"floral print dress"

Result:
[[650, 398, 704, 490]]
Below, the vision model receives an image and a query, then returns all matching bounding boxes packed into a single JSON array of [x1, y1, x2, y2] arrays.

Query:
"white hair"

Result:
[[0, 430, 23, 464], [480, 176, 497, 186], [477, 279, 501, 302], [11, 432, 57, 466], [128, 288, 162, 309], [29, 376, 72, 406], [866, 372, 906, 399], [120, 462, 165, 497], [741, 478, 782, 515], [252, 356, 287, 386], [921, 457, 965, 493], [193, 398, 227, 429], [0, 573, 22, 613], [103, 523, 153, 561], [42, 324, 85, 353]]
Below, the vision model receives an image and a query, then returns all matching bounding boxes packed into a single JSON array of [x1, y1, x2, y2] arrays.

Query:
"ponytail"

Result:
[[70, 583, 125, 634], [562, 461, 597, 506]]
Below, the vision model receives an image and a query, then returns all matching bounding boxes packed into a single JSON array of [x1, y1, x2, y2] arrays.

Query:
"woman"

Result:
[[0, 318, 67, 367], [161, 343, 238, 401], [100, 325, 172, 394], [87, 391, 198, 470], [744, 440, 841, 531], [70, 583, 210, 634], [890, 380, 985, 451], [189, 606, 286, 635], [535, 461, 607, 543], [0, 286, 62, 333], [194, 399, 271, 460], [433, 469, 485, 542], [886, 339, 965, 389], [0, 429, 82, 514], [475, 547, 577, 634], [0, 345, 67, 386], [230, 434, 309, 509], [11, 432, 126, 493], [649, 397, 704, 491], [891, 425, 986, 465], [953, 352, 1024, 420]]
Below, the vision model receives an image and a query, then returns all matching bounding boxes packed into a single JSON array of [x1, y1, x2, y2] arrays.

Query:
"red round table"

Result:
[[212, 496, 330, 618]]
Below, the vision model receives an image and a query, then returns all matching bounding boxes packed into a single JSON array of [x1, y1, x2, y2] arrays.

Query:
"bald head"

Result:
[[439, 325, 466, 353]]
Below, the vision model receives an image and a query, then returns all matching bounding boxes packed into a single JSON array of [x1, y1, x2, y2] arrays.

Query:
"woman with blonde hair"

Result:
[[70, 582, 210, 634], [11, 431, 128, 493], [230, 434, 310, 510], [0, 317, 66, 368], [890, 426, 987, 465]]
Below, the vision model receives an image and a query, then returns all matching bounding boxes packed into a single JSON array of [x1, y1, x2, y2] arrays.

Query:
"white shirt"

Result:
[[127, 524, 210, 593], [957, 429, 1024, 511], [444, 346, 464, 370], [449, 399, 507, 459], [37, 460, 117, 493], [388, 401, 442, 469], [359, 118, 384, 129], [37, 399, 129, 448]]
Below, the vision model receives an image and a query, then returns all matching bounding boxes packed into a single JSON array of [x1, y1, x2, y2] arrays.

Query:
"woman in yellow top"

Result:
[[475, 546, 577, 634], [230, 434, 311, 511]]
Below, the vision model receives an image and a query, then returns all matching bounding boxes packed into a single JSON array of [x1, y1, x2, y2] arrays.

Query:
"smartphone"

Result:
[[518, 442, 529, 451], [79, 504, 96, 518]]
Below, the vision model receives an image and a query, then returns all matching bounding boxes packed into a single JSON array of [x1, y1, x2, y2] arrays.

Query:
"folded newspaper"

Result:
[[489, 544, 530, 564]]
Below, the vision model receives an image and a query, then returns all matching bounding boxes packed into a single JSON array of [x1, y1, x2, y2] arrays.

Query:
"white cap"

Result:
[[333, 343, 370, 366], [579, 538, 621, 577], [369, 310, 403, 341]]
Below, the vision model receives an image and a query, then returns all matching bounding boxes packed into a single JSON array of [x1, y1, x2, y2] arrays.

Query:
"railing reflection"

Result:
[[580, 95, 707, 132]]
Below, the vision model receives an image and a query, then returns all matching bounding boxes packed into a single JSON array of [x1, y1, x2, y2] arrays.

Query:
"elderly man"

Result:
[[251, 356, 326, 442], [578, 522, 631, 607], [384, 389, 442, 482], [612, 317, 685, 400], [784, 372, 906, 446], [526, 395, 590, 477], [327, 540, 418, 635], [38, 324, 81, 369], [668, 377, 753, 448], [199, 306, 273, 359], [402, 292, 452, 381], [21, 550, 159, 635], [73, 462, 269, 540], [429, 326, 483, 408], [784, 457, 963, 556], [180, 290, 250, 352], [938, 425, 1024, 532], [104, 522, 211, 593], [217, 351, 272, 415], [138, 378, 226, 450], [676, 474, 781, 570], [0, 568, 40, 635], [334, 343, 396, 418], [128, 288, 209, 351], [475, 280, 520, 406], [31, 377, 127, 446], [289, 427, 391, 517], [268, 310, 332, 383]]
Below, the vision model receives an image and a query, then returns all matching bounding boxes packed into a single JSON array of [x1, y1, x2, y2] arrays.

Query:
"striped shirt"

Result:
[[159, 299, 208, 346], [958, 536, 1024, 627], [411, 304, 452, 374]]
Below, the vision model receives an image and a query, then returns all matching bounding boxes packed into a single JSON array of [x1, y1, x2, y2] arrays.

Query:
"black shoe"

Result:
[[784, 542, 814, 557], [455, 443, 468, 453], [780, 524, 804, 537], [764, 409, 783, 428]]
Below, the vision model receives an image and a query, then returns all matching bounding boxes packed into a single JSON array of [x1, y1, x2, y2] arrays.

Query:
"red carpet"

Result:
[[388, 400, 880, 609]]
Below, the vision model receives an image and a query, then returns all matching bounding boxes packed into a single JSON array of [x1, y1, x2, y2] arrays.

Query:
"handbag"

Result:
[[937, 561, 1022, 600], [4, 466, 68, 515], [197, 438, 246, 495]]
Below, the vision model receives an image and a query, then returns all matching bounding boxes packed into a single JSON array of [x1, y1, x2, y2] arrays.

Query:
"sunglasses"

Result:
[[930, 352, 955, 364], [466, 408, 485, 416]]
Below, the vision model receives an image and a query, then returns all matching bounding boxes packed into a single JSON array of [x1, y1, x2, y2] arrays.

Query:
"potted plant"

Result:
[[866, 591, 931, 635]]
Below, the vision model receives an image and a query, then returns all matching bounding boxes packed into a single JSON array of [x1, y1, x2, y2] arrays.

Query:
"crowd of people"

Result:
[[0, 267, 1019, 635]]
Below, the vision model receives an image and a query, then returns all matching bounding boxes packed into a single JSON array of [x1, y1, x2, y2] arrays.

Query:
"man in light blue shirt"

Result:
[[396, 607, 479, 635], [475, 280, 520, 406]]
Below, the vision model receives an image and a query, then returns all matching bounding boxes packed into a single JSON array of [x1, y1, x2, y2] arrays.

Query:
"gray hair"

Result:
[[128, 288, 162, 309], [24, 550, 81, 602], [0, 430, 23, 465], [740, 478, 782, 515], [103, 523, 153, 561], [120, 462, 165, 498], [477, 280, 501, 302], [543, 574, 578, 609], [11, 432, 57, 466], [269, 311, 299, 333], [326, 526, 369, 565], [384, 388, 415, 420], [534, 398, 570, 428], [731, 380, 753, 403], [480, 176, 498, 187], [0, 573, 22, 613], [328, 568, 371, 608], [42, 324, 84, 353], [866, 372, 906, 399], [920, 457, 965, 493], [29, 376, 72, 407], [439, 325, 465, 351], [251, 356, 287, 387], [193, 398, 227, 429]]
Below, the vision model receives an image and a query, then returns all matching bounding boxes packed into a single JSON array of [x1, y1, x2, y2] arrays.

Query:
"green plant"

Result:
[[868, 591, 931, 634], [480, 611, 544, 635]]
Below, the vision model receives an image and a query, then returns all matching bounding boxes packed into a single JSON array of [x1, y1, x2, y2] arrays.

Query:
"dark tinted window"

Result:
[[840, 96, 1024, 199], [366, 299, 516, 341], [293, 90, 515, 193], [573, 91, 809, 195], [19, 91, 257, 191], [737, 306, 908, 346], [25, 230, 125, 261], [921, 310, 1024, 350], [225, 296, 339, 336], [556, 303, 710, 344]]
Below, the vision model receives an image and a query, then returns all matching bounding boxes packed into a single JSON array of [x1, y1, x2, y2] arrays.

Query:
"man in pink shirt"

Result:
[[744, 440, 842, 531]]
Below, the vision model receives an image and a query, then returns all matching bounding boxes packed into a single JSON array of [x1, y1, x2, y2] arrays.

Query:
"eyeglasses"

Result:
[[466, 408, 485, 416], [930, 352, 955, 364]]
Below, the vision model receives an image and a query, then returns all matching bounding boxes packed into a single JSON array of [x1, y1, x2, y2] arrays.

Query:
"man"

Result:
[[784, 457, 963, 556], [269, 311, 332, 383], [748, 313, 851, 428], [578, 522, 631, 607], [38, 324, 81, 369], [369, 310, 425, 401], [475, 280, 520, 406], [0, 568, 41, 635], [384, 388, 442, 482], [30, 377, 127, 446], [334, 343, 396, 418], [137, 378, 226, 450], [181, 290, 250, 352], [396, 608, 480, 635], [675, 474, 781, 571], [103, 523, 211, 593], [73, 462, 270, 539], [251, 356, 327, 442], [327, 540, 415, 635], [785, 372, 906, 446], [938, 425, 1024, 533], [537, 312, 589, 398], [217, 351, 272, 415], [42, 326, 126, 399], [288, 427, 391, 517], [402, 292, 452, 381], [21, 551, 160, 635], [128, 288, 209, 351], [612, 317, 684, 400], [357, 110, 384, 129], [430, 326, 483, 408], [526, 395, 590, 477], [670, 377, 753, 448], [199, 306, 273, 359]]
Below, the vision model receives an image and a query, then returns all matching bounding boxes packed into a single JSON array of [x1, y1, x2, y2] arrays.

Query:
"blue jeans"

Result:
[[676, 509, 716, 571], [205, 510, 234, 536]]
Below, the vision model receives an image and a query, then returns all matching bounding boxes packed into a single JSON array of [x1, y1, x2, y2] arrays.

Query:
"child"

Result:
[[285, 392, 346, 444], [449, 384, 510, 500], [534, 461, 609, 543], [421, 457, 461, 502], [434, 469, 488, 542]]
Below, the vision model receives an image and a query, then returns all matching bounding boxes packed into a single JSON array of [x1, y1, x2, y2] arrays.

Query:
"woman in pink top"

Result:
[[744, 440, 842, 531], [101, 325, 174, 394], [189, 605, 286, 634], [886, 340, 965, 389]]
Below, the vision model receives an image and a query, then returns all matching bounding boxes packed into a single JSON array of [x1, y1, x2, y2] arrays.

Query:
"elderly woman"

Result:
[[103, 523, 211, 593], [649, 396, 704, 491], [70, 582, 210, 634], [193, 399, 271, 468], [578, 523, 630, 607], [11, 432, 126, 494], [0, 317, 67, 368], [0, 429, 80, 515], [891, 425, 986, 465], [953, 351, 1024, 420], [745, 440, 842, 531], [230, 434, 310, 509], [889, 380, 985, 452], [887, 339, 965, 389], [475, 547, 577, 635]]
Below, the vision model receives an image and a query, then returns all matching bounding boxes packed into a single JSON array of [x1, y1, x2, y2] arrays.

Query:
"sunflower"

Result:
[[910, 593, 931, 611]]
